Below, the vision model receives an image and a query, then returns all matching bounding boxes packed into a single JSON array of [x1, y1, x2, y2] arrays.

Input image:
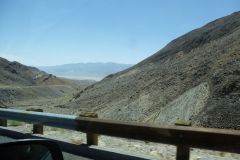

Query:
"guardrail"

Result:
[[0, 108, 239, 160]]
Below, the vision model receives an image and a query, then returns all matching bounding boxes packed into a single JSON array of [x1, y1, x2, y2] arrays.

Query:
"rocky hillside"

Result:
[[0, 57, 94, 106], [66, 12, 240, 129], [0, 57, 66, 86]]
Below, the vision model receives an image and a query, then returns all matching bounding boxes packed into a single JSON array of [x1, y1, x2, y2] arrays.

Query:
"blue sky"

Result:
[[0, 0, 239, 66]]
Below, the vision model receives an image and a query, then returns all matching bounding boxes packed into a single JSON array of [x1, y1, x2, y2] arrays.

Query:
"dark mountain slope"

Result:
[[0, 57, 66, 85], [139, 11, 240, 65], [0, 57, 95, 106], [66, 12, 240, 129]]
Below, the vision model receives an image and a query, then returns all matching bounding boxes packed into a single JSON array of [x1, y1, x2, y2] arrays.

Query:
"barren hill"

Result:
[[66, 12, 240, 129], [0, 57, 93, 106], [0, 57, 66, 86]]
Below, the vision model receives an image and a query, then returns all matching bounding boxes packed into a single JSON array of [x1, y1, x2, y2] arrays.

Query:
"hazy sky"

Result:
[[0, 0, 239, 66]]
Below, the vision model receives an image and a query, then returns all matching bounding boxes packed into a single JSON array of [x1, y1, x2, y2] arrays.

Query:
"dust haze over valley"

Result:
[[39, 62, 132, 81], [0, 57, 94, 109], [0, 11, 239, 131], [1, 12, 240, 130], [1, 10, 240, 160]]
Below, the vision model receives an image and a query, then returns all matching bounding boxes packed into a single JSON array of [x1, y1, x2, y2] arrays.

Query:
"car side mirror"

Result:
[[0, 139, 64, 160]]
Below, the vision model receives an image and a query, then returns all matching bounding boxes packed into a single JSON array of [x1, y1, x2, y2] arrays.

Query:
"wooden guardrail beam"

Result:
[[0, 108, 239, 155], [74, 117, 240, 154]]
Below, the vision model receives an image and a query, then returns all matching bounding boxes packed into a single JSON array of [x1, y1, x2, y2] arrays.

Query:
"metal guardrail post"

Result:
[[26, 108, 43, 134], [0, 106, 7, 127], [79, 112, 98, 145], [176, 145, 190, 160]]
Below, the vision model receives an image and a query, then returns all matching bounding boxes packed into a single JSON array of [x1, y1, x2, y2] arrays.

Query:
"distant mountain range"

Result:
[[39, 63, 133, 80]]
